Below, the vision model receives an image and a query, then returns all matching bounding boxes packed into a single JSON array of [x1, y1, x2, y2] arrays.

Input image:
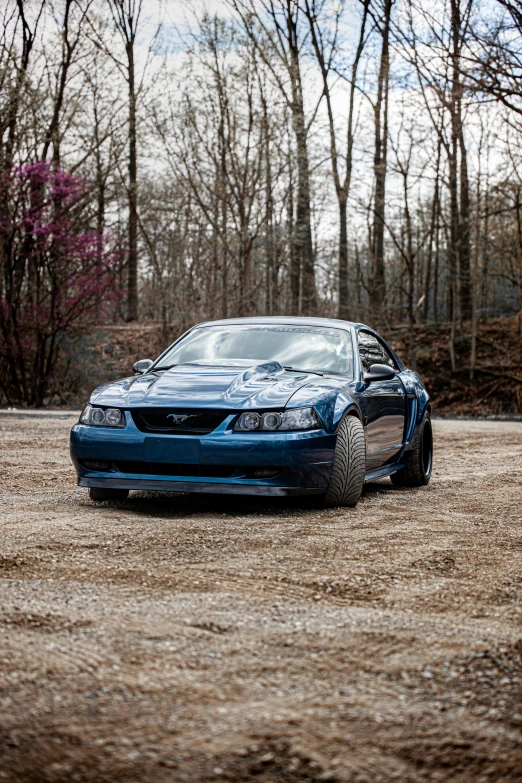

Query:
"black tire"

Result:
[[391, 415, 433, 488], [88, 487, 129, 502], [323, 416, 366, 507]]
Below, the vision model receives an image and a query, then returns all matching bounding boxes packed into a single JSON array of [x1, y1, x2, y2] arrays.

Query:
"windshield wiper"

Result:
[[155, 363, 326, 376], [283, 366, 324, 377]]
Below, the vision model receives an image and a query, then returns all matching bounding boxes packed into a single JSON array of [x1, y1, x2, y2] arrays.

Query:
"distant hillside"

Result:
[[386, 317, 522, 417]]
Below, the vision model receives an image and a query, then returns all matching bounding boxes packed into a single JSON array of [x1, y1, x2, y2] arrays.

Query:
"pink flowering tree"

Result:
[[0, 161, 122, 406]]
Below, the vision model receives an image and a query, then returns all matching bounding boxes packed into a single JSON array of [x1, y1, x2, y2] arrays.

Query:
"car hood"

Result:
[[89, 361, 323, 410]]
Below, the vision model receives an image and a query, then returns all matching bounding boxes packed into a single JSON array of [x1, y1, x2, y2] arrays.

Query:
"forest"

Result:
[[1, 0, 522, 409]]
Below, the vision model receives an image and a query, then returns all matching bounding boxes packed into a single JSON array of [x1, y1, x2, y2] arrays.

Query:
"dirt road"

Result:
[[0, 414, 521, 782]]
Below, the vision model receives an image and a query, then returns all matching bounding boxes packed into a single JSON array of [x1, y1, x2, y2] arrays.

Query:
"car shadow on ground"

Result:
[[80, 477, 399, 519], [363, 478, 397, 495], [83, 491, 325, 518]]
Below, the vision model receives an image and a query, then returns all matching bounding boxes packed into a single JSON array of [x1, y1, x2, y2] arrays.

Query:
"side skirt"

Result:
[[364, 463, 405, 483]]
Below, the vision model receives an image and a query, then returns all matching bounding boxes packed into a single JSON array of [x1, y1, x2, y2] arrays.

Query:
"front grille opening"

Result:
[[112, 462, 281, 480], [115, 461, 236, 478], [130, 409, 229, 435]]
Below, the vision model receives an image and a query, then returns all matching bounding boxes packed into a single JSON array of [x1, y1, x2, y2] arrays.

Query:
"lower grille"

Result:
[[130, 408, 229, 435], [81, 460, 282, 480], [115, 461, 235, 478]]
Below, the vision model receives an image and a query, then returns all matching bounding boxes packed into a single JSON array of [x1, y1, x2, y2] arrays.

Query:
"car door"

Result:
[[358, 331, 406, 469]]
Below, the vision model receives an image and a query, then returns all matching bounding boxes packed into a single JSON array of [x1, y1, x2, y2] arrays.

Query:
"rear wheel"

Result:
[[391, 415, 433, 487], [323, 416, 366, 507], [88, 487, 129, 502]]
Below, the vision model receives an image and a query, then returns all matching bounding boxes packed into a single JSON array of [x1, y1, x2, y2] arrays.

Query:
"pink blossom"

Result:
[[0, 161, 124, 405]]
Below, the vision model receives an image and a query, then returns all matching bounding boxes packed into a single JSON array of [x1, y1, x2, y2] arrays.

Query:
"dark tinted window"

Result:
[[358, 331, 382, 373], [378, 340, 397, 369]]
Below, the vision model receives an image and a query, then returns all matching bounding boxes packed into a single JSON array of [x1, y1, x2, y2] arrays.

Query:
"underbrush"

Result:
[[386, 316, 522, 416]]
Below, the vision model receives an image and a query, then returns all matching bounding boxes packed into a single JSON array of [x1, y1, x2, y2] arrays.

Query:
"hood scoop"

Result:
[[223, 361, 304, 407], [226, 361, 284, 391]]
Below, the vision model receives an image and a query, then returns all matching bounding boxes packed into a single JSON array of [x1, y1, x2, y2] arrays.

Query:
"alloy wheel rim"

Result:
[[422, 420, 433, 478]]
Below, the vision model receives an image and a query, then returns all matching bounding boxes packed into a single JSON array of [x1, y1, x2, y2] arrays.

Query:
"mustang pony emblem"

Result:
[[166, 413, 196, 426]]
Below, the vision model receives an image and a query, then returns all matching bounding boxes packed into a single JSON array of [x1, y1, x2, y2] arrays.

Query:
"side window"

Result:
[[358, 331, 382, 373], [377, 340, 397, 369]]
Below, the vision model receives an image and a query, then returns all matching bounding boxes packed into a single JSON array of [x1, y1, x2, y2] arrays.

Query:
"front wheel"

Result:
[[323, 416, 366, 507], [391, 415, 433, 487], [88, 487, 129, 502]]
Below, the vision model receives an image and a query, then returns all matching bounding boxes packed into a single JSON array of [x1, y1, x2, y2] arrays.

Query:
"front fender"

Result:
[[287, 379, 361, 434]]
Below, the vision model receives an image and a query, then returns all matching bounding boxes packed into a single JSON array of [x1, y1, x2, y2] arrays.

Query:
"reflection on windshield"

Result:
[[155, 325, 353, 376]]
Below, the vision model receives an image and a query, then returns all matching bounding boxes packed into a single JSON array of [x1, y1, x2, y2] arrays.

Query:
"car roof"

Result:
[[192, 316, 366, 330]]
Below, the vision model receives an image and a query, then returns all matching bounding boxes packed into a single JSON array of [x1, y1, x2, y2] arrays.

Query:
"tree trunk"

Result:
[[424, 138, 442, 321], [448, 0, 460, 369], [448, 117, 459, 321], [287, 13, 316, 315], [433, 186, 441, 324], [459, 128, 472, 320], [403, 176, 416, 368], [449, 0, 472, 322], [0, 1, 43, 405], [292, 101, 315, 315], [370, 0, 393, 323], [260, 80, 274, 315], [126, 39, 138, 321], [219, 117, 228, 319], [514, 186, 522, 314], [481, 181, 490, 313], [287, 137, 299, 313], [304, 0, 370, 321], [339, 198, 349, 319]]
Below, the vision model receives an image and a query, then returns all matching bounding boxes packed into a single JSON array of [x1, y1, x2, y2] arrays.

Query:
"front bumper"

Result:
[[70, 412, 336, 497]]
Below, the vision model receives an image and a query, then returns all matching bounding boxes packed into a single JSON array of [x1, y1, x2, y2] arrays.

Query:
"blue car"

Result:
[[70, 317, 432, 507]]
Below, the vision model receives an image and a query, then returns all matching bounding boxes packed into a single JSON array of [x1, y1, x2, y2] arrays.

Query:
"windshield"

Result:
[[155, 324, 353, 376]]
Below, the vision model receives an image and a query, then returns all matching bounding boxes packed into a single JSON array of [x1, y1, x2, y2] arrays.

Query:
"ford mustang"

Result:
[[70, 317, 432, 507]]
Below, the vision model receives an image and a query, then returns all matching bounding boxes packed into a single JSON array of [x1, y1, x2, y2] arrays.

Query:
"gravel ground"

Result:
[[0, 414, 521, 783]]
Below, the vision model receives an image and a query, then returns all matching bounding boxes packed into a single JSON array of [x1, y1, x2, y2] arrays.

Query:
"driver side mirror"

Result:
[[363, 363, 396, 383], [133, 359, 153, 374]]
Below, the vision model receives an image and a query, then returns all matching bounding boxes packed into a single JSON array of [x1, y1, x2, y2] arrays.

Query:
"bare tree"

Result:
[[468, 0, 522, 117], [369, 0, 394, 323], [0, 0, 46, 168], [449, 0, 473, 322], [41, 0, 93, 165], [426, 136, 443, 322], [397, 0, 475, 324], [303, 0, 371, 320], [89, 0, 145, 322], [387, 103, 431, 366], [229, 0, 318, 315]]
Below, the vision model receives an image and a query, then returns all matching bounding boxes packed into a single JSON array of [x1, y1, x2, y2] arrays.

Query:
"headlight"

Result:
[[79, 405, 125, 428], [234, 407, 320, 432]]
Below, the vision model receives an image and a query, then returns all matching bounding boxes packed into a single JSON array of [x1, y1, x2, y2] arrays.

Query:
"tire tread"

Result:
[[324, 416, 366, 507]]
